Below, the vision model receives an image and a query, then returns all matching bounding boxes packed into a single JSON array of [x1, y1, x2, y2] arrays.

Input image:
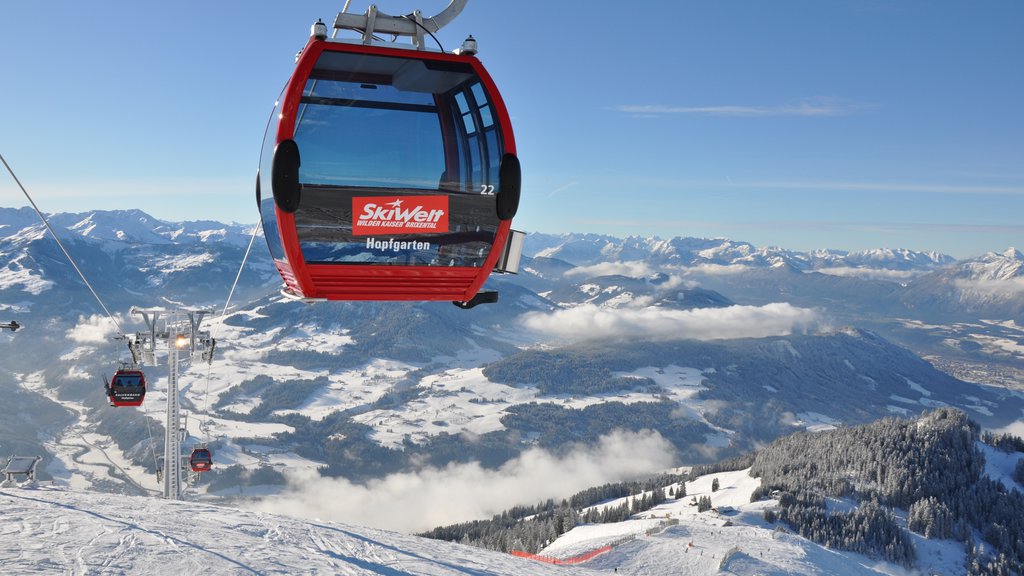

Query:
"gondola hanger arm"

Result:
[[333, 0, 467, 47]]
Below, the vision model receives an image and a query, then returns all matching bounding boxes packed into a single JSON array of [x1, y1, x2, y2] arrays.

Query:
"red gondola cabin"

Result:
[[190, 448, 213, 473], [107, 369, 146, 407], [257, 35, 521, 306]]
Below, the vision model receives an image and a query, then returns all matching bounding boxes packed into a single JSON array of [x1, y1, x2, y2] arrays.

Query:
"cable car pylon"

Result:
[[130, 306, 215, 500]]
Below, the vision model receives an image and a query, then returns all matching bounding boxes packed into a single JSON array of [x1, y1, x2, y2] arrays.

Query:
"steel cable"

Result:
[[0, 152, 124, 335]]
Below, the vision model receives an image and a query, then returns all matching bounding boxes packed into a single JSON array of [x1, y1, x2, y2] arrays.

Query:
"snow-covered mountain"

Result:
[[0, 207, 275, 318], [900, 247, 1024, 318], [1, 209, 1022, 567], [0, 471, 913, 575], [841, 246, 955, 270], [525, 232, 956, 273], [0, 207, 257, 247], [959, 247, 1024, 282], [6, 408, 1017, 575]]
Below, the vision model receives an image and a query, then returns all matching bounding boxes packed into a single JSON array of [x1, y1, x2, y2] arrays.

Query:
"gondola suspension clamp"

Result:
[[333, 0, 467, 49]]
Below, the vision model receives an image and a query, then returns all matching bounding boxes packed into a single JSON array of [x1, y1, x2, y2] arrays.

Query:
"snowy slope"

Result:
[[1, 209, 1021, 557], [958, 247, 1024, 282], [0, 485, 599, 575], [541, 469, 970, 576], [1, 465, 982, 576], [897, 247, 1024, 318]]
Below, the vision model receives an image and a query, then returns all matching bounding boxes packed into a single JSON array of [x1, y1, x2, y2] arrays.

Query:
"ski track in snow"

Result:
[[0, 486, 599, 575], [0, 452, 988, 574], [542, 469, 967, 576]]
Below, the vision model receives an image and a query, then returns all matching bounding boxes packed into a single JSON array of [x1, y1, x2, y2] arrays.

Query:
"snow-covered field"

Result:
[[16, 365, 320, 498], [0, 485, 597, 575], [352, 362, 729, 450], [0, 465, 978, 575], [900, 316, 1024, 363], [542, 469, 969, 576]]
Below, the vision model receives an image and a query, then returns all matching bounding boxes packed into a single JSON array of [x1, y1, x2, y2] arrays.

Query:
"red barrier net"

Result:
[[511, 546, 612, 565]]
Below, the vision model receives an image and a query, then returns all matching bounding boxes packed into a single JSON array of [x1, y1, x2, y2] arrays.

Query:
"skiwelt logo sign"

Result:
[[352, 196, 449, 236]]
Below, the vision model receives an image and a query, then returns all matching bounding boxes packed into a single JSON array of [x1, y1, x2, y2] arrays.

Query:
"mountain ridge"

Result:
[[1, 207, 1021, 548]]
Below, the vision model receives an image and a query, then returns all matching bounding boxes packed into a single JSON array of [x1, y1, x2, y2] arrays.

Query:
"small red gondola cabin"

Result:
[[107, 369, 146, 407], [257, 28, 521, 307], [190, 448, 213, 473]]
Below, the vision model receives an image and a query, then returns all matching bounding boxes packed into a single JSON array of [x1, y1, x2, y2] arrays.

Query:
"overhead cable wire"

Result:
[[217, 220, 263, 324], [0, 152, 124, 335], [200, 219, 263, 442], [1, 151, 163, 488], [196, 88, 281, 441], [142, 400, 161, 486], [401, 14, 446, 52]]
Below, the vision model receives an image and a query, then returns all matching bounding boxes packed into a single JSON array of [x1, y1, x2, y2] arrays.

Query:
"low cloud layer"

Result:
[[564, 263, 700, 296], [565, 260, 655, 279], [680, 263, 754, 276], [520, 302, 825, 342], [246, 429, 675, 534], [954, 277, 1024, 298], [814, 267, 923, 281]]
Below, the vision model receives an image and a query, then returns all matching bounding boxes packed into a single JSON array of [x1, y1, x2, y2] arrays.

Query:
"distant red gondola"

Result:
[[257, 20, 522, 307], [107, 368, 146, 407], [190, 448, 213, 473]]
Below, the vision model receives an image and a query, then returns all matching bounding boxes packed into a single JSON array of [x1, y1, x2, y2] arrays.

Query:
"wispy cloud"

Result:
[[570, 217, 1024, 235], [245, 429, 676, 534], [742, 179, 1024, 196], [594, 175, 1024, 197], [616, 98, 871, 117], [1, 177, 256, 223], [9, 177, 244, 200], [520, 302, 826, 342], [547, 181, 579, 198]]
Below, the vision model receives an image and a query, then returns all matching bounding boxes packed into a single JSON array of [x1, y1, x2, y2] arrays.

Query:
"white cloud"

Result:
[[563, 264, 700, 295], [813, 267, 923, 281], [680, 263, 754, 276], [245, 429, 676, 534], [954, 277, 1024, 298], [655, 274, 701, 291], [565, 261, 655, 279], [520, 303, 825, 342], [65, 313, 122, 344]]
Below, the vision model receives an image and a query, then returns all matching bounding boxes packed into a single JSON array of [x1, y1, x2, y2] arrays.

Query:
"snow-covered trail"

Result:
[[543, 469, 919, 576], [0, 486, 602, 575]]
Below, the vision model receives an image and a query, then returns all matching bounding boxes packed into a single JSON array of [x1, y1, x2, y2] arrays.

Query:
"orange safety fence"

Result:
[[510, 546, 612, 565]]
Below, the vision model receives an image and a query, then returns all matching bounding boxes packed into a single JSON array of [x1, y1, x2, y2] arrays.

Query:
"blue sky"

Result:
[[1, 1, 1021, 258]]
